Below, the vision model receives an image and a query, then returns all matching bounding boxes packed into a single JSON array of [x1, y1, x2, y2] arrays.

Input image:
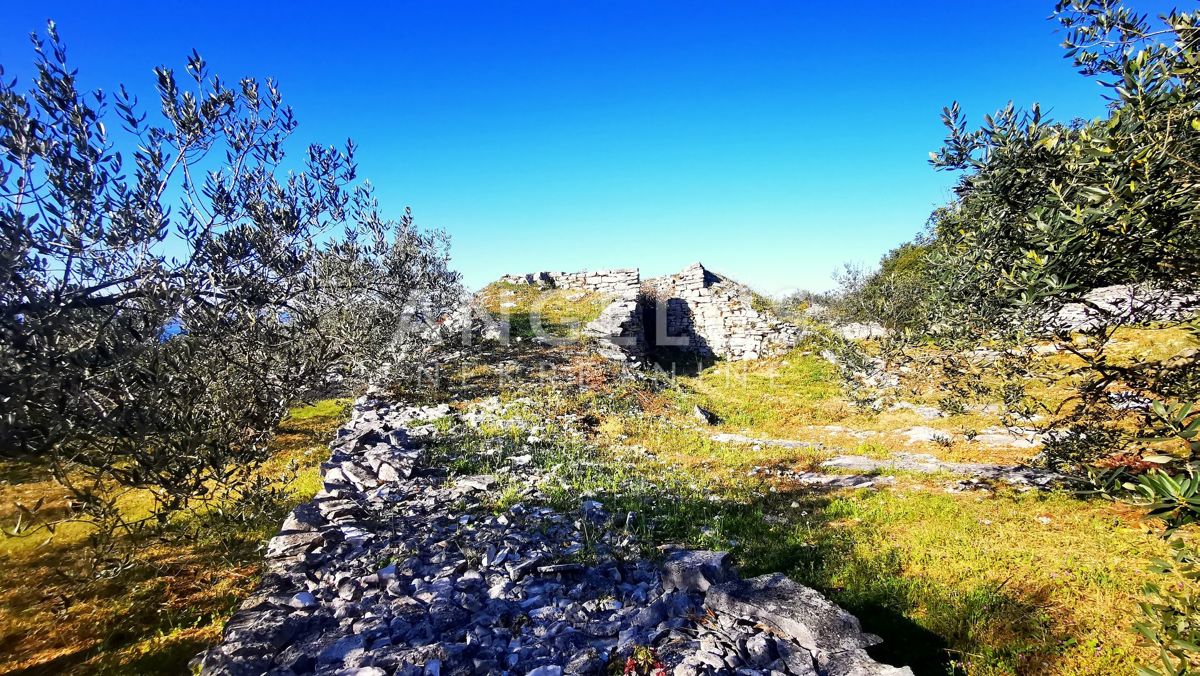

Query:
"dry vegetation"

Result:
[[0, 399, 350, 675], [425, 322, 1197, 674]]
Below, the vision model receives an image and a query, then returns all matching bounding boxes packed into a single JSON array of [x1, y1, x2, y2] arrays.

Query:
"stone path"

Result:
[[196, 398, 912, 676]]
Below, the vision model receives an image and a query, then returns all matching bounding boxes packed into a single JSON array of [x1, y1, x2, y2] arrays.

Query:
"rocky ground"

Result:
[[710, 425, 1063, 493], [196, 397, 913, 676]]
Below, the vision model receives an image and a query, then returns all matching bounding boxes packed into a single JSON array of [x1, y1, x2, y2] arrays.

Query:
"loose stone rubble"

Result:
[[197, 398, 913, 676]]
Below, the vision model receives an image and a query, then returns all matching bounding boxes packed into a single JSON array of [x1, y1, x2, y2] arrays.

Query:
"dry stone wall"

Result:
[[196, 396, 914, 676], [645, 263, 804, 361], [497, 263, 804, 362], [498, 269, 640, 296], [497, 269, 646, 361]]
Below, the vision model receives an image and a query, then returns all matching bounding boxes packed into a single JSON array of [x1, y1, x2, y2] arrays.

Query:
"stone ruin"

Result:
[[497, 268, 646, 362], [643, 263, 804, 361], [494, 263, 804, 362], [196, 396, 914, 676], [497, 269, 641, 297]]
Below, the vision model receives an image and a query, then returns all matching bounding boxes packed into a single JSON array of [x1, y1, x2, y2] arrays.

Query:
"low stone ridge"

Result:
[[747, 465, 893, 491], [197, 398, 912, 676], [725, 440, 1062, 492], [710, 432, 824, 450], [820, 452, 1063, 488]]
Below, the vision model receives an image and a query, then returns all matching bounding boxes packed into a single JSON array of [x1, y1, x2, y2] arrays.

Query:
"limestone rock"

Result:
[[661, 549, 736, 593], [836, 322, 890, 340], [817, 648, 915, 676], [692, 405, 719, 425], [705, 573, 879, 653]]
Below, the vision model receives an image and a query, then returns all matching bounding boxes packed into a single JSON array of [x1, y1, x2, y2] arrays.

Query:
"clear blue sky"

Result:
[[2, 1, 1117, 293]]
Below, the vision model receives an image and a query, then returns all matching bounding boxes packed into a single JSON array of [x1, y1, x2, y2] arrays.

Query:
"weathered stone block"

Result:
[[661, 549, 736, 593], [704, 573, 878, 653]]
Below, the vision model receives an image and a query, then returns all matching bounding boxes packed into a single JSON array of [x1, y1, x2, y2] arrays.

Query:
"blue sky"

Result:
[[2, 1, 1115, 293]]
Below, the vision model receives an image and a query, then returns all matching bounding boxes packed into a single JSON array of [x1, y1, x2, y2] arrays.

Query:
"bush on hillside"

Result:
[[927, 1, 1200, 327], [856, 3, 1200, 671], [830, 241, 934, 333]]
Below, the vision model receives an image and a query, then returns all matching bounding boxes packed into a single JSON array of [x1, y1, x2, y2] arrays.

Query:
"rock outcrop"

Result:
[[196, 398, 912, 676], [1047, 283, 1198, 332]]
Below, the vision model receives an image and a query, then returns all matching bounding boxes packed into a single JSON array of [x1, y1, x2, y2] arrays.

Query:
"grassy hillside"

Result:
[[4, 307, 1193, 675]]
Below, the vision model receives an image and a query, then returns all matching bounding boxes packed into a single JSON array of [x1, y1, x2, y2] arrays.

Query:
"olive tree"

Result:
[[928, 2, 1200, 323], [914, 4, 1200, 671], [0, 23, 460, 561]]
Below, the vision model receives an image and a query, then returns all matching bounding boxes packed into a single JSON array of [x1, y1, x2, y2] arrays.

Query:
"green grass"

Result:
[[666, 344, 1101, 465], [0, 398, 350, 676], [1104, 324, 1199, 365], [429, 403, 1169, 674], [434, 330, 1184, 675], [476, 281, 614, 338], [682, 349, 843, 434], [3, 314, 1183, 676], [803, 489, 1165, 674]]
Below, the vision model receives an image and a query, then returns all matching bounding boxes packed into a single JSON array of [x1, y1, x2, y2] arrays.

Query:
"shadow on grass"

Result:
[[0, 533, 243, 676], [644, 345, 717, 377], [427, 424, 1020, 675], [665, 488, 960, 674]]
